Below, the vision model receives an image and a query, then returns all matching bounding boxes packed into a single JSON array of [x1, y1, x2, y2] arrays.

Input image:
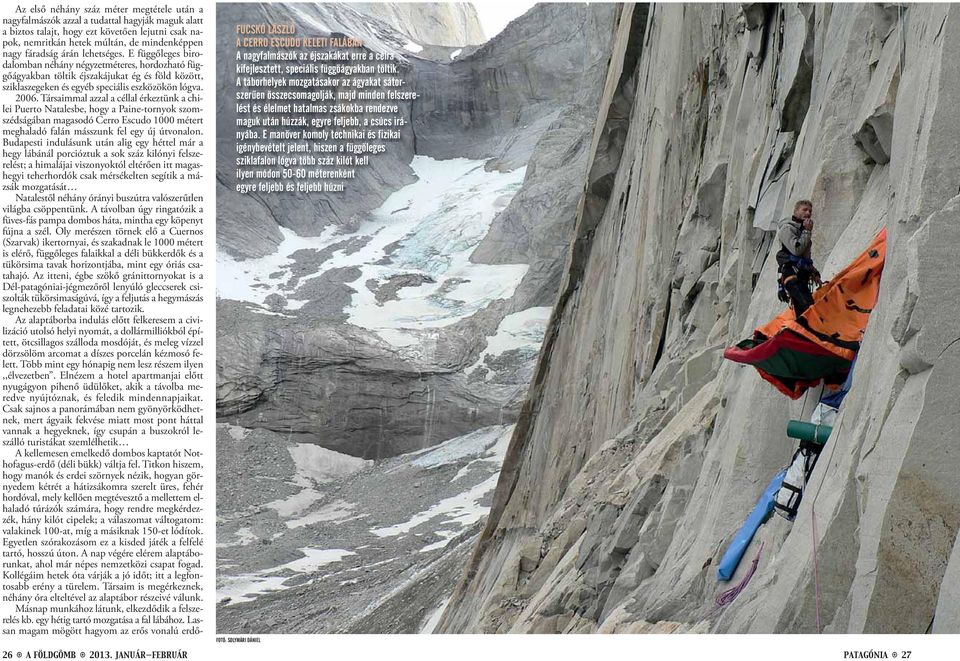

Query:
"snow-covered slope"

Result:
[[349, 2, 485, 47], [218, 156, 528, 342]]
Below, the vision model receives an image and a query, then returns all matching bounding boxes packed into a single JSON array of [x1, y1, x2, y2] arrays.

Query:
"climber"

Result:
[[776, 199, 822, 315], [725, 228, 886, 399]]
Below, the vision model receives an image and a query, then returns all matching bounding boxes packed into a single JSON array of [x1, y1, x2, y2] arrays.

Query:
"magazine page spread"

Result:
[[2, 1, 959, 659]]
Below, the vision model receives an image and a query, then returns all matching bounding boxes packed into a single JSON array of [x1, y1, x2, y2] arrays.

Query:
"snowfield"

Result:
[[218, 156, 529, 349]]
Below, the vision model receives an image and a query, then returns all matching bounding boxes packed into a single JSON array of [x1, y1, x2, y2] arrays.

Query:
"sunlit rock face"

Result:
[[438, 4, 960, 634]]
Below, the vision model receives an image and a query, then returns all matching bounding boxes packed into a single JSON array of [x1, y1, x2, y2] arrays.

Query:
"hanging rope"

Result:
[[715, 542, 765, 609]]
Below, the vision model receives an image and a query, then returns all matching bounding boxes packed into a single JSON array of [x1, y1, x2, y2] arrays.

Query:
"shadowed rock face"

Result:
[[216, 3, 484, 257], [411, 3, 618, 167], [349, 2, 485, 47], [216, 4, 619, 459], [439, 4, 960, 634], [217, 303, 510, 460]]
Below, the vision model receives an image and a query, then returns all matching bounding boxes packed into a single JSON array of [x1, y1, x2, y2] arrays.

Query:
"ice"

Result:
[[217, 574, 289, 606], [450, 425, 513, 482], [369, 473, 499, 538], [450, 49, 462, 60], [466, 306, 552, 377], [248, 307, 292, 317], [418, 530, 458, 553], [216, 225, 343, 307], [483, 427, 512, 462], [389, 424, 514, 484], [283, 548, 355, 573], [450, 465, 473, 482], [404, 424, 514, 470], [217, 157, 529, 348], [403, 40, 423, 53], [374, 328, 420, 348], [266, 445, 370, 519], [345, 157, 528, 343]]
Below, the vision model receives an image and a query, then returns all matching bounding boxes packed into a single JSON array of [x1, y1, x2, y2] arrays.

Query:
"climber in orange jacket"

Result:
[[776, 199, 822, 314]]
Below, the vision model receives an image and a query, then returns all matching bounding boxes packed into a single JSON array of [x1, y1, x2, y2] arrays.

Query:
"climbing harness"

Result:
[[777, 254, 815, 303]]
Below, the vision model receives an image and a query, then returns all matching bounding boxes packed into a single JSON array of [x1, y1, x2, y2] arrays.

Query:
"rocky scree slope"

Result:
[[215, 423, 512, 633], [438, 3, 960, 634]]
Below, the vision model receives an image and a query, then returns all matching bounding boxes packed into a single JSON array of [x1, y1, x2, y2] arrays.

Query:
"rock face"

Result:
[[439, 4, 960, 634], [412, 3, 617, 165], [350, 2, 485, 47], [216, 3, 618, 460], [216, 301, 509, 458]]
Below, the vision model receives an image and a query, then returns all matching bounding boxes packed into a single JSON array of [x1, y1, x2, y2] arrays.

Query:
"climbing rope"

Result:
[[715, 542, 765, 609]]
